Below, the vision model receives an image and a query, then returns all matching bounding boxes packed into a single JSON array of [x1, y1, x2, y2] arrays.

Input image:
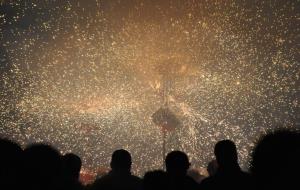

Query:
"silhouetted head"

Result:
[[0, 138, 23, 187], [165, 151, 190, 176], [63, 153, 82, 180], [0, 138, 23, 169], [143, 170, 168, 190], [207, 159, 218, 176], [187, 168, 205, 183], [23, 144, 62, 188], [110, 149, 132, 173], [214, 140, 239, 170], [251, 129, 300, 188]]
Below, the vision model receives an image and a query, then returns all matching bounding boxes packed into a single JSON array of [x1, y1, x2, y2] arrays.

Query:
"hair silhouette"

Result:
[[165, 150, 190, 176], [200, 140, 252, 190], [110, 149, 132, 172], [0, 138, 23, 190], [165, 151, 198, 190], [63, 153, 82, 180], [251, 129, 300, 189], [90, 149, 141, 190], [207, 159, 218, 176], [23, 143, 62, 190], [60, 153, 84, 190], [214, 140, 239, 170]]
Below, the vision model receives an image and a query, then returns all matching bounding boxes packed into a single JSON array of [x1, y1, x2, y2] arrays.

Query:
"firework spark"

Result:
[[0, 0, 298, 175]]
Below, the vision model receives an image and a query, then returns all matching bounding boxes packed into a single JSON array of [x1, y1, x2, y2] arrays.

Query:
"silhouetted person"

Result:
[[206, 160, 218, 177], [200, 140, 252, 190], [165, 151, 199, 190], [143, 170, 168, 190], [187, 169, 206, 184], [60, 153, 84, 190], [91, 149, 142, 190], [0, 138, 23, 190], [23, 144, 63, 190], [251, 129, 300, 190]]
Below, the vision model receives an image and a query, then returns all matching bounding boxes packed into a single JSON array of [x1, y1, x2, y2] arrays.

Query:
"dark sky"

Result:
[[0, 0, 299, 174]]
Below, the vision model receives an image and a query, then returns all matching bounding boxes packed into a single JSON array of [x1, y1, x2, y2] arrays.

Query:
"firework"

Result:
[[0, 0, 298, 175]]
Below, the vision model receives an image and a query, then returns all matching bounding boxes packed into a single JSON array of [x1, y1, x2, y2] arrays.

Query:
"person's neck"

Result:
[[168, 171, 186, 178], [219, 163, 240, 173], [111, 169, 131, 175]]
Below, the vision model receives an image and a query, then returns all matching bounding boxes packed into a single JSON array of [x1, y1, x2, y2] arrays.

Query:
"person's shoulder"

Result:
[[91, 174, 111, 188], [186, 175, 198, 183], [199, 176, 217, 189], [130, 174, 142, 182], [239, 171, 252, 180], [240, 171, 254, 185], [95, 173, 111, 181], [201, 175, 216, 183], [185, 175, 200, 189], [241, 170, 251, 176]]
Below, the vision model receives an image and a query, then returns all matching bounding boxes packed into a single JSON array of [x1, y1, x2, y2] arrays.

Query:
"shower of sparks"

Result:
[[0, 0, 299, 175]]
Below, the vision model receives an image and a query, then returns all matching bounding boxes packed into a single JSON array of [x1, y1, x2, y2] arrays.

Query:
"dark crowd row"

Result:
[[1, 129, 299, 190]]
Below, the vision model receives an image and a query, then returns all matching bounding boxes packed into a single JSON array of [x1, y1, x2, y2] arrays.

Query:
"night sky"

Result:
[[0, 0, 299, 175]]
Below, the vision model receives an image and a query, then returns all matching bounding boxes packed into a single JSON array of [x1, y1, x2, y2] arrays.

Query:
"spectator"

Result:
[[60, 153, 84, 190], [91, 149, 142, 190], [143, 170, 168, 190], [207, 160, 218, 177], [165, 151, 199, 190], [200, 140, 252, 190], [0, 138, 23, 190], [187, 168, 206, 184], [23, 144, 62, 190], [251, 130, 300, 189]]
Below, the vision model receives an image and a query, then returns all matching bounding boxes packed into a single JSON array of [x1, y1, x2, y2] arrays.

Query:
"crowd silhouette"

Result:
[[0, 129, 299, 190]]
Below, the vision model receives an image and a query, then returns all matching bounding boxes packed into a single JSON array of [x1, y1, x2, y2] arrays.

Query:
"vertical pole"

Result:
[[162, 129, 166, 170]]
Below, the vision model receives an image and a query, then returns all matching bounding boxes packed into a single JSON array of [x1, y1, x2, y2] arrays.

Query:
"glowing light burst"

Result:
[[0, 0, 298, 175]]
